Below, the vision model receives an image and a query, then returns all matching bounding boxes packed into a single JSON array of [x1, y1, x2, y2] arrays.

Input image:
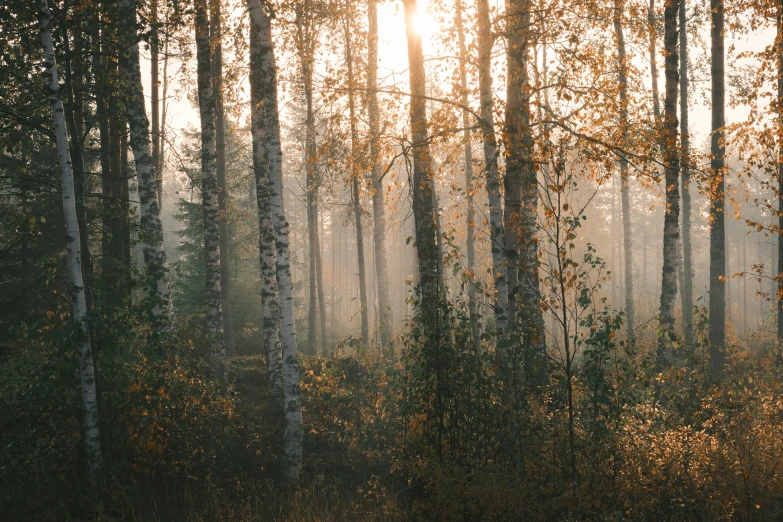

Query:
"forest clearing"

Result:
[[4, 0, 783, 519]]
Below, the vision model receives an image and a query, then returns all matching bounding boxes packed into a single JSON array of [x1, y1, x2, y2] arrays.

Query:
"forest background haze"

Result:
[[3, 0, 783, 519]]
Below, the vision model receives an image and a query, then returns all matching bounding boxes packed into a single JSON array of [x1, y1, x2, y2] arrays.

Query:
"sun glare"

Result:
[[413, 10, 437, 38]]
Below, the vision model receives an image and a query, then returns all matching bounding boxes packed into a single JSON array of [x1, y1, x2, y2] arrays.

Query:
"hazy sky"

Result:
[[138, 1, 777, 173]]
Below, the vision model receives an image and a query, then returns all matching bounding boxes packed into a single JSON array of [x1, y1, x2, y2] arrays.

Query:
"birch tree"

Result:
[[248, 0, 303, 483], [212, 0, 235, 355], [476, 0, 508, 342], [117, 0, 173, 335], [250, 16, 283, 399], [505, 0, 546, 384], [455, 0, 480, 353], [195, 0, 225, 367], [39, 0, 102, 472]]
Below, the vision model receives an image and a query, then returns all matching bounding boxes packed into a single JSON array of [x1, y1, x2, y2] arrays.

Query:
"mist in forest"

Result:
[[4, 0, 783, 519]]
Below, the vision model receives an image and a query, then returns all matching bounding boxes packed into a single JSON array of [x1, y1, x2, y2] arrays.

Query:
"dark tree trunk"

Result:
[[367, 0, 393, 352], [777, 9, 783, 341], [649, 0, 661, 120], [303, 59, 319, 353], [402, 0, 440, 323], [614, 0, 635, 344], [151, 0, 162, 208], [455, 0, 481, 353], [657, 0, 680, 361], [343, 9, 370, 346], [708, 0, 726, 378]]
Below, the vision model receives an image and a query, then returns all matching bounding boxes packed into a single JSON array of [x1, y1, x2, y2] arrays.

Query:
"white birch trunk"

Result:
[[250, 17, 283, 400], [39, 0, 102, 472], [248, 0, 303, 483], [195, 0, 225, 368], [476, 0, 508, 342], [117, 0, 173, 335]]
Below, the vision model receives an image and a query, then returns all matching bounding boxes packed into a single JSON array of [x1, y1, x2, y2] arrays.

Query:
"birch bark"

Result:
[[117, 0, 173, 335], [505, 0, 546, 384], [211, 0, 235, 356], [476, 0, 508, 343], [248, 0, 303, 483], [195, 0, 226, 367], [250, 18, 283, 398], [39, 0, 102, 472]]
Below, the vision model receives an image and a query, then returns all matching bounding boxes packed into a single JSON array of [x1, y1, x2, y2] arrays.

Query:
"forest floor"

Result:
[[1, 350, 410, 522]]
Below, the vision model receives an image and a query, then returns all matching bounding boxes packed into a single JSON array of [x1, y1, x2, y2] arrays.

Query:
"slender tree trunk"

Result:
[[742, 232, 746, 334], [367, 0, 393, 352], [117, 0, 173, 335], [614, 0, 635, 344], [476, 0, 508, 343], [121, 133, 131, 267], [316, 204, 328, 349], [39, 0, 102, 472], [777, 9, 783, 341], [248, 0, 303, 483], [649, 0, 661, 121], [304, 59, 319, 353], [195, 0, 225, 367], [211, 0, 234, 356], [96, 3, 114, 274], [250, 18, 283, 398], [160, 16, 169, 180], [679, 0, 694, 349], [505, 0, 546, 385], [455, 0, 481, 353], [402, 0, 440, 323], [657, 0, 680, 360], [344, 11, 371, 346], [151, 0, 161, 208], [331, 206, 337, 346], [61, 6, 94, 315], [708, 0, 726, 378]]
